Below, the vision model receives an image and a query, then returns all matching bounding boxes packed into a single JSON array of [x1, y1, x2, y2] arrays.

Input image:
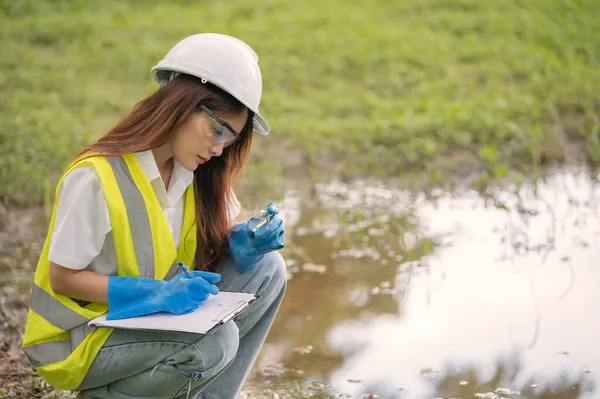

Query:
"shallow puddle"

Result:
[[2, 168, 600, 398], [241, 167, 600, 398]]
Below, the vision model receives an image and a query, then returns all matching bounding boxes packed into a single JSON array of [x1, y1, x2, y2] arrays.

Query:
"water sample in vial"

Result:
[[248, 209, 270, 232], [247, 203, 279, 232]]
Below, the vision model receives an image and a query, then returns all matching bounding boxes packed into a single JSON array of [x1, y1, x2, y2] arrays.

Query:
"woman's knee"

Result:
[[260, 251, 287, 293], [200, 320, 239, 377], [175, 321, 240, 379]]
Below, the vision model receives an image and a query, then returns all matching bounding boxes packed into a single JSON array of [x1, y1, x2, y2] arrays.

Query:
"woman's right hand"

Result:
[[155, 271, 221, 315], [106, 271, 221, 320]]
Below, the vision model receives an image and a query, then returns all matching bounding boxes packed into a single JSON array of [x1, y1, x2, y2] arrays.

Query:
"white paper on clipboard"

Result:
[[89, 291, 256, 334]]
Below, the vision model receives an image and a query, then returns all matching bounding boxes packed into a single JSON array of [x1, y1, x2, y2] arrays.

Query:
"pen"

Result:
[[177, 261, 196, 278]]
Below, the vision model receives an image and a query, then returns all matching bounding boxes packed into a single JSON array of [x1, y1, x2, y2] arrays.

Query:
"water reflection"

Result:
[[240, 167, 600, 399]]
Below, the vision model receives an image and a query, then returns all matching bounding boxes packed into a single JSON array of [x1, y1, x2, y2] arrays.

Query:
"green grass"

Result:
[[1, 0, 599, 204]]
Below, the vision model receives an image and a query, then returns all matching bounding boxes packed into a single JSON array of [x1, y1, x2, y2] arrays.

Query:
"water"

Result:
[[2, 168, 599, 398], [240, 167, 600, 399]]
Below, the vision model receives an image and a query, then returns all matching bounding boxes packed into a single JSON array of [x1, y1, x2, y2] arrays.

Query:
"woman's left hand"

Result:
[[228, 215, 284, 273]]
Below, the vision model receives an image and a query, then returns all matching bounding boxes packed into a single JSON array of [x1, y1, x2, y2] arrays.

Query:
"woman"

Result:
[[21, 33, 287, 399]]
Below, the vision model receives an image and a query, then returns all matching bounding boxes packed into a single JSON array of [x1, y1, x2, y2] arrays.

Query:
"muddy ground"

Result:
[[0, 206, 69, 398]]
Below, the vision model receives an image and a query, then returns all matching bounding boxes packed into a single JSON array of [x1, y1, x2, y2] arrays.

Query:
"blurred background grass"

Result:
[[1, 0, 599, 205]]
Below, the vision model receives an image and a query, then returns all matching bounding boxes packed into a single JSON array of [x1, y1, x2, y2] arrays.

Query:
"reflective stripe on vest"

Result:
[[105, 156, 155, 279], [22, 154, 197, 390]]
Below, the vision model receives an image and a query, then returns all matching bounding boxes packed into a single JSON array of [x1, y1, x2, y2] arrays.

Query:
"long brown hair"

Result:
[[74, 74, 254, 271]]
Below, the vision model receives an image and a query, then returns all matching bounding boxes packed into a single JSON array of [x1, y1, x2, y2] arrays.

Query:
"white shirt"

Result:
[[48, 150, 240, 272]]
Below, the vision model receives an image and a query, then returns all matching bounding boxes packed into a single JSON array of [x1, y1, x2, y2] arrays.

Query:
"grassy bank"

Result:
[[1, 0, 599, 204]]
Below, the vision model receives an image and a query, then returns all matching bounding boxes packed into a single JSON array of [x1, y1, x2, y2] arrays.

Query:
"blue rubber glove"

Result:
[[106, 271, 221, 321], [228, 206, 285, 273]]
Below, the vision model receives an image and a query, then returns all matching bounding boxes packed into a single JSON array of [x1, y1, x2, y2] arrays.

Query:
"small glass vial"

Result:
[[247, 203, 279, 232], [247, 209, 270, 232]]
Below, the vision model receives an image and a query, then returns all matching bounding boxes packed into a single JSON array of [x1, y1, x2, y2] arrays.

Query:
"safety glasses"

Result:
[[198, 104, 240, 148]]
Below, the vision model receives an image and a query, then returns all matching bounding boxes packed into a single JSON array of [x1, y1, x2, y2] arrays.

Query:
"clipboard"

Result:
[[89, 291, 256, 335]]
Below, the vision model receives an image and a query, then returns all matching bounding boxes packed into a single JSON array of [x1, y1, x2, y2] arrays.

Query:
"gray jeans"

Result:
[[76, 252, 287, 399]]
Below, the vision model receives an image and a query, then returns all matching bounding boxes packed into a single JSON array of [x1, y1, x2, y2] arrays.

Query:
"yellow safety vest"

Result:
[[22, 154, 197, 390]]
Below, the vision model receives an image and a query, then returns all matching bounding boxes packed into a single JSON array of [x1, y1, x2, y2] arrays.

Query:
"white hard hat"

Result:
[[151, 33, 270, 135]]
